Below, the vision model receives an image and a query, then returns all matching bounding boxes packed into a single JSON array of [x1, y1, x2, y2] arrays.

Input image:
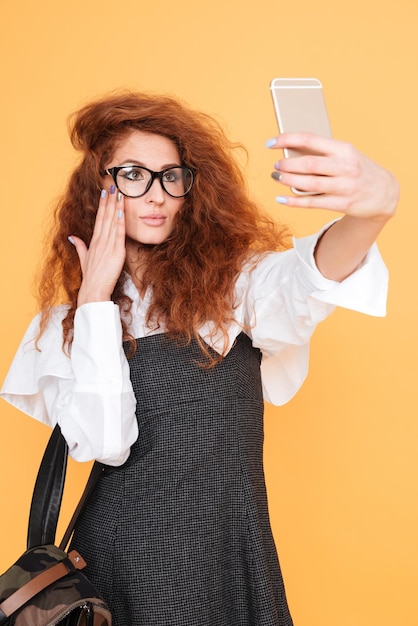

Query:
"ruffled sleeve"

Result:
[[241, 223, 388, 406], [0, 303, 138, 466]]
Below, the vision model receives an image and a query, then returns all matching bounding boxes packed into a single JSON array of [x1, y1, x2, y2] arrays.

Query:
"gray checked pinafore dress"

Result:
[[71, 332, 293, 626]]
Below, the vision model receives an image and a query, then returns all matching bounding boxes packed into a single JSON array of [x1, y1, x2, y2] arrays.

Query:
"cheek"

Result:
[[123, 197, 138, 210], [123, 198, 143, 221], [173, 199, 185, 218]]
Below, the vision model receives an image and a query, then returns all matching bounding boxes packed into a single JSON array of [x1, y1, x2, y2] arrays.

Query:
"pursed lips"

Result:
[[140, 214, 167, 226]]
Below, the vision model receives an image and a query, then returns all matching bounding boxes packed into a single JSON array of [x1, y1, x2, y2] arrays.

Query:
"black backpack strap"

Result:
[[27, 424, 68, 549], [27, 424, 103, 551], [59, 461, 104, 551]]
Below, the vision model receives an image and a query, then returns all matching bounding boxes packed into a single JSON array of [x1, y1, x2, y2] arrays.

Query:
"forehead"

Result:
[[110, 130, 180, 166]]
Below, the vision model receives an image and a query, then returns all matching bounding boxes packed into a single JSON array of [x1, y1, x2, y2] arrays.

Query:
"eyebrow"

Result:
[[116, 159, 182, 169]]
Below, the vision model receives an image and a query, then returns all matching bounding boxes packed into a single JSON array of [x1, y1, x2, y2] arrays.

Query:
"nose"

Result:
[[145, 176, 165, 203]]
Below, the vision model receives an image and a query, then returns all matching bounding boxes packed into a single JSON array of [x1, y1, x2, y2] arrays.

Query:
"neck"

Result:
[[125, 240, 154, 298]]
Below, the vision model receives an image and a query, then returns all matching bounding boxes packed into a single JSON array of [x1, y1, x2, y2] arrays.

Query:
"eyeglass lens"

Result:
[[115, 166, 193, 198]]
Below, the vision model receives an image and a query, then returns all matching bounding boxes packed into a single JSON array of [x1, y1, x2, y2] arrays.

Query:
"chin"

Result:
[[128, 237, 169, 249], [139, 236, 168, 246]]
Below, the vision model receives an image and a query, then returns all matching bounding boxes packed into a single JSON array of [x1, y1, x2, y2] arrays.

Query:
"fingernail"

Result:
[[117, 191, 122, 202], [265, 138, 276, 148], [101, 188, 107, 198], [271, 172, 282, 182], [68, 236, 75, 245], [117, 209, 123, 219], [274, 162, 281, 170], [275, 196, 288, 204], [110, 185, 116, 194]]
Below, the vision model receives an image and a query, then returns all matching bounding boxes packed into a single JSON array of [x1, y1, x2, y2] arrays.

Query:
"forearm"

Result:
[[313, 214, 392, 281], [267, 133, 400, 282], [60, 302, 138, 464]]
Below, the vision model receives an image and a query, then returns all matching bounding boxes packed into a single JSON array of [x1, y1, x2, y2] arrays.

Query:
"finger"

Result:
[[105, 190, 125, 252], [275, 193, 351, 213], [112, 193, 126, 252], [68, 235, 88, 270], [91, 188, 110, 240], [92, 191, 126, 265], [272, 169, 348, 196], [273, 132, 340, 156], [91, 185, 119, 243], [92, 185, 116, 228], [275, 154, 341, 177]]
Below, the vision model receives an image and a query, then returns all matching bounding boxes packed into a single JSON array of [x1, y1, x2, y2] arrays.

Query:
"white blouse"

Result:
[[0, 225, 388, 466]]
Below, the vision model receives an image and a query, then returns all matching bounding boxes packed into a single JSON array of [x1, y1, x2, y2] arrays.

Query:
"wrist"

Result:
[[77, 286, 112, 307]]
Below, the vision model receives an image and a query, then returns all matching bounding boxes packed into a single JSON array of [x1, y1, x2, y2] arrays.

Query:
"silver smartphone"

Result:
[[270, 77, 332, 194]]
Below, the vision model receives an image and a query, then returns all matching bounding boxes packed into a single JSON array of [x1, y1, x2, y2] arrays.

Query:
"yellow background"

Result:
[[1, 1, 417, 625]]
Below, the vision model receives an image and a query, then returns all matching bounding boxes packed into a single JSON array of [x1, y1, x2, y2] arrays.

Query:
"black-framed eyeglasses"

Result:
[[103, 165, 195, 198]]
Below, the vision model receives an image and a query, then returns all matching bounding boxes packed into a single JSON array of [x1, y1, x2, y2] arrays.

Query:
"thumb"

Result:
[[68, 235, 88, 270]]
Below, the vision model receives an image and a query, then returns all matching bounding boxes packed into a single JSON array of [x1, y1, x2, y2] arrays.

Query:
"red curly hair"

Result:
[[36, 91, 291, 364]]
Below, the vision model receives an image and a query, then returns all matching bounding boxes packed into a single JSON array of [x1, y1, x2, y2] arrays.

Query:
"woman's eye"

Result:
[[123, 168, 145, 181], [163, 170, 179, 183]]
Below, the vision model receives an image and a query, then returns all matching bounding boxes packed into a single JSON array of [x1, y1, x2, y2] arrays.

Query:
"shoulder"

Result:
[[237, 248, 297, 287], [1, 305, 72, 402], [21, 304, 70, 353]]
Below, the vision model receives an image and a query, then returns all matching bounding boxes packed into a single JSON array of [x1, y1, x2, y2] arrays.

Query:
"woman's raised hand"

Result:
[[267, 133, 399, 281], [69, 186, 126, 307], [268, 133, 399, 220]]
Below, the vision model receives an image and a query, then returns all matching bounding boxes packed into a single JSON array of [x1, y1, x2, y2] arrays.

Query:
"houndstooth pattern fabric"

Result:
[[71, 332, 293, 625]]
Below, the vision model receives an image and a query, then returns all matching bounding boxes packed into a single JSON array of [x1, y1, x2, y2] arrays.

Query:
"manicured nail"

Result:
[[110, 185, 116, 194], [117, 191, 122, 202], [271, 172, 281, 182], [100, 188, 107, 198], [265, 138, 276, 148], [275, 196, 289, 204], [117, 209, 123, 219], [68, 236, 75, 245]]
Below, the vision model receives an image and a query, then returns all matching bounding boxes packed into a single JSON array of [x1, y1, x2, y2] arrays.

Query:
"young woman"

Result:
[[0, 92, 398, 625]]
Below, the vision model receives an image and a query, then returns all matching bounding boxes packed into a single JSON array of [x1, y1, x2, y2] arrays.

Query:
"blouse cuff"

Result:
[[293, 222, 389, 317], [73, 301, 125, 387]]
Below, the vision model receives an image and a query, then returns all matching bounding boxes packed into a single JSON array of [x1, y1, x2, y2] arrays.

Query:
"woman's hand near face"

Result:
[[268, 133, 400, 281], [70, 186, 126, 307]]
